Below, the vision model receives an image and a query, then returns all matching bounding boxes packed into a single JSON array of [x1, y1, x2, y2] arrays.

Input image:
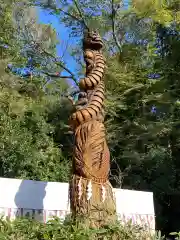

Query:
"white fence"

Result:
[[0, 177, 155, 230]]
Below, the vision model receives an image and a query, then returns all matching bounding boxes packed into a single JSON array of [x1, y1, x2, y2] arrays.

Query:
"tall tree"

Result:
[[0, 0, 72, 182]]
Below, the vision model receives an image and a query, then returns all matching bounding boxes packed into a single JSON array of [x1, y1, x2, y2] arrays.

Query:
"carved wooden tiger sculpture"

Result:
[[69, 30, 116, 228]]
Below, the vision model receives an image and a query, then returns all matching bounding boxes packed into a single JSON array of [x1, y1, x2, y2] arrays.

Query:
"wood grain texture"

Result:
[[69, 31, 116, 227]]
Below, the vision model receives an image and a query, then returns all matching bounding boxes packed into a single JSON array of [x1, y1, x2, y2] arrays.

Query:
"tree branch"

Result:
[[31, 1, 89, 30], [109, 157, 130, 188], [73, 0, 89, 30], [55, 62, 79, 86], [41, 48, 79, 86], [111, 0, 122, 53], [32, 2, 85, 27], [42, 71, 73, 79], [48, 5, 81, 23]]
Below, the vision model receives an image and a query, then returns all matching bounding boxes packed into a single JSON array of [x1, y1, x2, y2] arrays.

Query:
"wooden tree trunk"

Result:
[[70, 175, 116, 228], [69, 31, 117, 228]]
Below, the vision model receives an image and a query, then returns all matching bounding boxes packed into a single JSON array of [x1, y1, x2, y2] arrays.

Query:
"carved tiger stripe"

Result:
[[79, 77, 96, 90], [92, 155, 104, 166], [88, 74, 99, 82], [96, 62, 105, 68], [90, 136, 104, 148], [94, 86, 104, 92], [88, 105, 99, 114], [86, 107, 98, 116], [90, 127, 105, 138], [80, 128, 86, 145], [90, 102, 102, 111], [93, 96, 104, 106], [91, 138, 105, 147], [87, 75, 99, 86], [90, 71, 103, 79], [76, 111, 84, 123], [96, 54, 104, 59], [91, 133, 105, 144], [88, 73, 101, 83], [75, 134, 82, 153], [84, 78, 97, 88], [85, 109, 94, 118], [84, 78, 93, 88], [82, 109, 91, 121], [89, 134, 105, 147], [93, 93, 104, 101], [94, 91, 104, 100], [93, 67, 104, 73], [95, 58, 104, 63], [91, 145, 104, 157], [91, 102, 103, 110], [92, 95, 104, 102]]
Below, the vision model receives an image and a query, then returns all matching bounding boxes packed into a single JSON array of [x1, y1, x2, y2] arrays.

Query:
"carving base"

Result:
[[69, 174, 117, 228]]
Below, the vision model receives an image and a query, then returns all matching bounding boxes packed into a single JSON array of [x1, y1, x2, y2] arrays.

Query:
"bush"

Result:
[[0, 217, 166, 240]]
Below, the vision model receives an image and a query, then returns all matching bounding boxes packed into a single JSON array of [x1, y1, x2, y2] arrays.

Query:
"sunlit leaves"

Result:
[[0, 61, 70, 180], [131, 0, 175, 25], [0, 1, 71, 181]]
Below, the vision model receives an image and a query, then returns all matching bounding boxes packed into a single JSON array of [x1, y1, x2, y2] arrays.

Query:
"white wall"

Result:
[[114, 188, 155, 230], [0, 177, 155, 230]]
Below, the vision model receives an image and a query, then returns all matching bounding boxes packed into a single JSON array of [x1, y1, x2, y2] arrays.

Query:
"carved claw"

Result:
[[75, 92, 88, 110], [67, 96, 75, 106], [78, 92, 87, 99]]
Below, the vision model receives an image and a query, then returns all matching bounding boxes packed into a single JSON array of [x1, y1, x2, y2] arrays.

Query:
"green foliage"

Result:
[[0, 0, 20, 59], [0, 60, 70, 181], [0, 1, 72, 181], [102, 1, 180, 196], [0, 217, 164, 240], [170, 232, 180, 240]]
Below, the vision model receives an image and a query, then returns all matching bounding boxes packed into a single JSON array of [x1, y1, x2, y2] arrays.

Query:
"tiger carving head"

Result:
[[83, 30, 103, 50]]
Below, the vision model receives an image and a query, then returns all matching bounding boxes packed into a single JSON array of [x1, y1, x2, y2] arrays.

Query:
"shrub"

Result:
[[0, 217, 166, 240]]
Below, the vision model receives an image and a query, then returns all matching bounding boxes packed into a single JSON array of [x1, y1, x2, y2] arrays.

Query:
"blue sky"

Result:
[[38, 8, 78, 86]]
